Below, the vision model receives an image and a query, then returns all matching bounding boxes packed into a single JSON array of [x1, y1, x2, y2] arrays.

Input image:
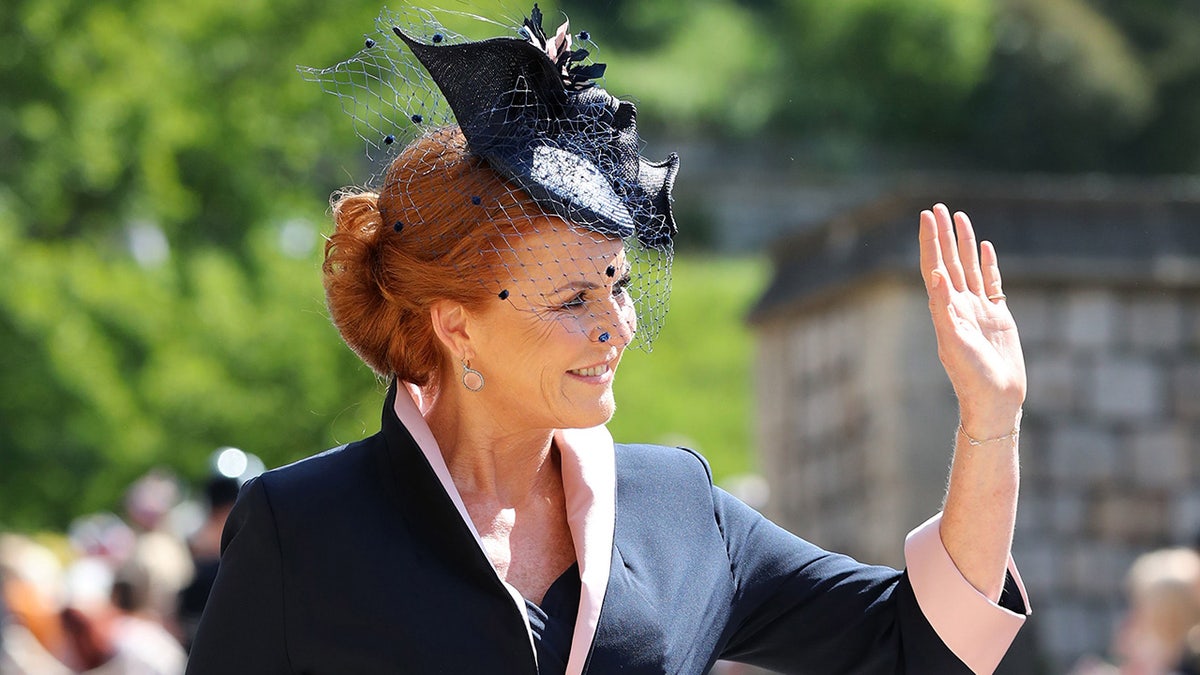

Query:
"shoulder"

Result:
[[251, 434, 387, 517], [608, 444, 733, 585], [615, 442, 714, 483], [613, 443, 716, 514]]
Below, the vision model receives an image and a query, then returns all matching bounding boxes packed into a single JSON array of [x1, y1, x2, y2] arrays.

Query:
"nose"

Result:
[[591, 301, 635, 347]]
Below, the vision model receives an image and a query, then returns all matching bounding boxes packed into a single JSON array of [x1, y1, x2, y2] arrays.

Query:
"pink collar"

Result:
[[394, 383, 615, 675]]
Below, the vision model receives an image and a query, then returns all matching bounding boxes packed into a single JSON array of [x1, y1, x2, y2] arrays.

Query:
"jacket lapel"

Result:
[[383, 381, 618, 674], [384, 382, 538, 660], [555, 426, 616, 675], [379, 383, 489, 577], [379, 382, 539, 674]]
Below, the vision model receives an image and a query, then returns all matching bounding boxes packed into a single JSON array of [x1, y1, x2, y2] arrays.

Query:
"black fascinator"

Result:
[[392, 7, 679, 249], [301, 5, 680, 348]]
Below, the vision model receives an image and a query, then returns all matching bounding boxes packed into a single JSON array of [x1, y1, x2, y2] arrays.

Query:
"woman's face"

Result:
[[1115, 595, 1187, 675], [465, 220, 636, 431]]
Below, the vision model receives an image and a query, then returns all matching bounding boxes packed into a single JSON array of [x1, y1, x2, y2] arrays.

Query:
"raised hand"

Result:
[[919, 204, 1026, 440]]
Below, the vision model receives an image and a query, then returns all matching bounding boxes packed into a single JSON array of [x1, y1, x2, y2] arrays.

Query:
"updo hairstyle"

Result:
[[323, 126, 545, 385]]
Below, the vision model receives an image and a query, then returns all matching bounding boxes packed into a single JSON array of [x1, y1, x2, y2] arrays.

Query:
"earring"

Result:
[[598, 331, 611, 343], [461, 359, 484, 392]]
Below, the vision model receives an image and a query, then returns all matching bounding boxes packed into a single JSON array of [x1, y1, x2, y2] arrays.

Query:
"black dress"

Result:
[[526, 563, 581, 674]]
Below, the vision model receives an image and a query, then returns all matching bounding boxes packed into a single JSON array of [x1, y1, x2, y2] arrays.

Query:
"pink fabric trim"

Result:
[[395, 384, 480, 541], [393, 384, 616, 675], [555, 426, 616, 675], [904, 513, 1030, 675]]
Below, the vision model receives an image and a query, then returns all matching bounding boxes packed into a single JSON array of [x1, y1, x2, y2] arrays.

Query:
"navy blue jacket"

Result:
[[187, 386, 1021, 673]]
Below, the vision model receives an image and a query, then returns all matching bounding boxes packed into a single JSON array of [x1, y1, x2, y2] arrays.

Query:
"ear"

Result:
[[429, 299, 475, 362]]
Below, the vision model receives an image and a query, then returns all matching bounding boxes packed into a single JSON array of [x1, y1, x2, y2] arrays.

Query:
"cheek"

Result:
[[527, 314, 567, 342], [527, 315, 589, 349], [522, 315, 589, 365]]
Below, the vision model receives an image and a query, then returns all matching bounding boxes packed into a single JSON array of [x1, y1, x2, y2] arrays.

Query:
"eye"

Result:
[[560, 292, 588, 310]]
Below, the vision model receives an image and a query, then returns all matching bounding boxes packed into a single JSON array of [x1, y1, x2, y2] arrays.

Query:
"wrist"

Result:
[[958, 408, 1023, 445]]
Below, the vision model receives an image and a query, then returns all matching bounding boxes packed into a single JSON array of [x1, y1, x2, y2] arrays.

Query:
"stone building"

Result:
[[747, 176, 1200, 672]]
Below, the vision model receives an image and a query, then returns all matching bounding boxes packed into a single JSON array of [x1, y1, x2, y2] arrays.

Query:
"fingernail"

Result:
[[931, 271, 942, 288]]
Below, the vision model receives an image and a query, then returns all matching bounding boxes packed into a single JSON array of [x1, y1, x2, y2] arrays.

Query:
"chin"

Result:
[[566, 393, 617, 429], [595, 390, 618, 423]]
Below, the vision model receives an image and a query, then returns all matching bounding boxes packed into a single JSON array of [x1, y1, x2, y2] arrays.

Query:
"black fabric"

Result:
[[525, 563, 580, 675], [1180, 649, 1200, 675], [187, 385, 1022, 674], [177, 558, 220, 651], [393, 26, 679, 250]]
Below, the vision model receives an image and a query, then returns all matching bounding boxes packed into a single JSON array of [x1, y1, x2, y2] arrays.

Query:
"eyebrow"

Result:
[[550, 280, 601, 295], [549, 268, 631, 295]]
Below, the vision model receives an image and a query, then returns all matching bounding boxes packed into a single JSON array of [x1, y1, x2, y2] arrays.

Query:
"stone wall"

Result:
[[1012, 283, 1200, 669], [755, 282, 954, 570]]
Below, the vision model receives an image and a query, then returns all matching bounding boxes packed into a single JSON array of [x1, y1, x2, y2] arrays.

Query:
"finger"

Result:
[[918, 209, 943, 290], [980, 240, 1005, 302], [955, 211, 984, 295], [934, 204, 967, 291], [919, 210, 955, 329]]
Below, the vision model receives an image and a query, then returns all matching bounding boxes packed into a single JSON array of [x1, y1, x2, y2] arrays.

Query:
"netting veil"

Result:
[[300, 4, 680, 350]]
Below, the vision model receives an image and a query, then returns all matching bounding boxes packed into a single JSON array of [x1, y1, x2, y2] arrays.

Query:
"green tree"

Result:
[[0, 204, 386, 529], [6, 0, 1200, 530], [962, 0, 1156, 170]]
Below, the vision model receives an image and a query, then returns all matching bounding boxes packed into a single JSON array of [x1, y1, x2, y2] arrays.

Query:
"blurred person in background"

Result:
[[67, 514, 136, 565], [177, 447, 262, 650], [120, 471, 194, 636], [1071, 547, 1200, 675], [59, 555, 186, 675], [0, 534, 72, 674], [1117, 548, 1200, 675]]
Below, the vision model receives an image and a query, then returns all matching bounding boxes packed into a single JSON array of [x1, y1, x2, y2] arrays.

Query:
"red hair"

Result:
[[323, 127, 544, 384]]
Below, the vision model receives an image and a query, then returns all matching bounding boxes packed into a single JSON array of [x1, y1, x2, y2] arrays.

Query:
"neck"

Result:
[[423, 380, 559, 505]]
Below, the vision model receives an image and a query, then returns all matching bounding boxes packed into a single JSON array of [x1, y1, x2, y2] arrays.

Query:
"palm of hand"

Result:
[[920, 205, 1027, 437]]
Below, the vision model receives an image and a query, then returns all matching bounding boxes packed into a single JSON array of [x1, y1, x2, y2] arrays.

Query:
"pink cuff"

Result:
[[904, 513, 1030, 675]]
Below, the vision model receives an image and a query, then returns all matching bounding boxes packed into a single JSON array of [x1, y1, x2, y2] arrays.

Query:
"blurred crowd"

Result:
[[0, 449, 262, 675]]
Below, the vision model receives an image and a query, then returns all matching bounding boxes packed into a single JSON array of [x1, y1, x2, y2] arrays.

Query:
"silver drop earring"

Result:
[[461, 359, 484, 392]]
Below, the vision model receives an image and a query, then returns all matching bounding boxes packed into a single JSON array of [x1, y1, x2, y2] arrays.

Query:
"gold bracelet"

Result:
[[958, 410, 1022, 447]]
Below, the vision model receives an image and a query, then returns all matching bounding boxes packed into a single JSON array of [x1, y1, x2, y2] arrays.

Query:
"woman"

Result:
[[187, 7, 1029, 674], [1117, 548, 1200, 675]]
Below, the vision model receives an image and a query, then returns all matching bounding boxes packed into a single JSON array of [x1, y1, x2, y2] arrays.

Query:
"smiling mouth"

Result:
[[568, 364, 610, 377]]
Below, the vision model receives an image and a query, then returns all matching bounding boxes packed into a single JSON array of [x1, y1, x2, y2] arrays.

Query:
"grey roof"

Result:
[[748, 175, 1200, 323]]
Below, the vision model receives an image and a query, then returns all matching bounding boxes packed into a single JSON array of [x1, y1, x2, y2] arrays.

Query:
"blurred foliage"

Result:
[[0, 202, 386, 529], [963, 0, 1156, 169], [609, 257, 768, 480], [569, 0, 995, 138], [575, 0, 1200, 170], [3, 0, 1200, 529]]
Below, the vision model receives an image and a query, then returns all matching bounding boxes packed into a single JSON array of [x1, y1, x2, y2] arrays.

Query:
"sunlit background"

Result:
[[3, 0, 1200, 672]]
